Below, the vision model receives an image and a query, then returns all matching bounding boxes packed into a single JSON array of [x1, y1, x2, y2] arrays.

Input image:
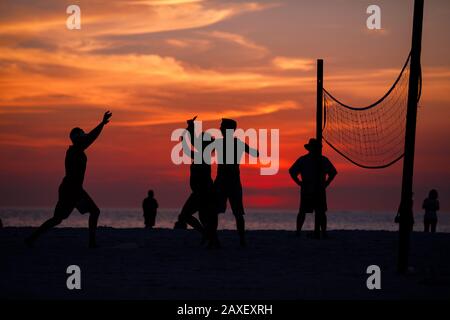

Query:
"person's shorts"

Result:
[[214, 180, 245, 216], [300, 190, 327, 214], [54, 183, 99, 219]]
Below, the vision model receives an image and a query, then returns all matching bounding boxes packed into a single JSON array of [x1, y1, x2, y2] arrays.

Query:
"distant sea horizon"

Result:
[[1, 207, 449, 232]]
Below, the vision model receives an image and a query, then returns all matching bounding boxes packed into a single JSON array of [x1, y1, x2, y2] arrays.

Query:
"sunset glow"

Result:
[[1, 0, 449, 212]]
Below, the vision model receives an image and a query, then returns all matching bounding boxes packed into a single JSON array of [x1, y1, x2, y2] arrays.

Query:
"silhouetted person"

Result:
[[289, 138, 337, 239], [143, 190, 158, 229], [423, 189, 439, 233], [25, 111, 112, 248], [0, 218, 3, 228], [214, 118, 259, 247], [175, 117, 220, 248]]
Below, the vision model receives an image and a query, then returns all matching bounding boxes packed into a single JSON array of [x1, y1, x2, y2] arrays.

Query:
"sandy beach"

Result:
[[1, 227, 449, 300]]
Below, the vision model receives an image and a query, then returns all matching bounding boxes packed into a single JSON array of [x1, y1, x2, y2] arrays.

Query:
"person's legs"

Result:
[[198, 187, 217, 245], [198, 206, 209, 230], [150, 214, 156, 228], [431, 220, 437, 233], [424, 220, 430, 232], [26, 217, 64, 245], [299, 192, 315, 237], [229, 183, 246, 246], [88, 207, 100, 247], [232, 214, 245, 246], [313, 210, 321, 238], [316, 191, 328, 238], [318, 210, 327, 238], [296, 211, 306, 235], [144, 216, 152, 229], [179, 193, 205, 235], [199, 200, 220, 248], [26, 200, 71, 245], [77, 190, 100, 248]]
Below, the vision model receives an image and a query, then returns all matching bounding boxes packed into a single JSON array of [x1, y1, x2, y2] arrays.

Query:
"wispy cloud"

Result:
[[205, 31, 269, 57], [0, 1, 269, 37], [273, 57, 315, 71], [113, 100, 300, 127]]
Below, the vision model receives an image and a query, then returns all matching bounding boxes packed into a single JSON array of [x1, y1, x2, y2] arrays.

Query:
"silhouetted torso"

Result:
[[190, 163, 213, 191], [63, 145, 87, 188], [216, 137, 246, 181], [290, 154, 336, 195], [143, 197, 158, 217], [183, 130, 214, 191], [423, 198, 439, 220]]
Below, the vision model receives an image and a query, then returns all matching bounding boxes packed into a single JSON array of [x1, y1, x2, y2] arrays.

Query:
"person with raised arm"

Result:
[[26, 111, 112, 248], [214, 118, 259, 247], [174, 116, 220, 248]]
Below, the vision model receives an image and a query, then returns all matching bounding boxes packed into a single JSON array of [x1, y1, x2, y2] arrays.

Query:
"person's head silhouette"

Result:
[[304, 138, 322, 155], [429, 189, 438, 200], [70, 127, 86, 146], [148, 190, 154, 198], [220, 118, 237, 136]]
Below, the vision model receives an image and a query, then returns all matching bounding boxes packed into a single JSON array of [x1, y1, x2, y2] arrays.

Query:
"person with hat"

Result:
[[289, 138, 337, 239], [214, 118, 259, 247], [25, 111, 112, 248]]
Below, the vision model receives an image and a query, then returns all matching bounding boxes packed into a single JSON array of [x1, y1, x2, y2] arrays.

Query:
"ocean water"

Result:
[[1, 208, 449, 232]]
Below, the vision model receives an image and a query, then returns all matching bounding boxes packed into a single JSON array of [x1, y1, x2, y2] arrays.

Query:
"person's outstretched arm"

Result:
[[245, 143, 259, 157], [80, 111, 112, 150], [181, 118, 201, 160]]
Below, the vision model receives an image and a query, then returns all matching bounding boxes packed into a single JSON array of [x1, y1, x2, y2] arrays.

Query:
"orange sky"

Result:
[[0, 0, 449, 212]]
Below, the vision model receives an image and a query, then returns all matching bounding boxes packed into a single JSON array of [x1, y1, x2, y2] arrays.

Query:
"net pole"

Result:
[[316, 59, 323, 142], [315, 59, 324, 235], [398, 0, 424, 274]]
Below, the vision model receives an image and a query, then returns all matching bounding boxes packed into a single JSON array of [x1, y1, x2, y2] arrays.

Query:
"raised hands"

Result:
[[102, 111, 112, 125], [186, 115, 197, 128]]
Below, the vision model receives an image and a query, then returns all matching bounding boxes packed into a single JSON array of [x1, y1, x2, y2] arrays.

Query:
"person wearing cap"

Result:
[[214, 118, 259, 247], [25, 111, 112, 248], [289, 138, 337, 239]]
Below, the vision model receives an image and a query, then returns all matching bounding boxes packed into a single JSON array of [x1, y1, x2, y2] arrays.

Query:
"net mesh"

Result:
[[322, 53, 419, 169]]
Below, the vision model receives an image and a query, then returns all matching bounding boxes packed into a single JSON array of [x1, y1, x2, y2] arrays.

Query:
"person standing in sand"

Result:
[[423, 189, 439, 233], [214, 118, 259, 247], [25, 111, 112, 248], [143, 190, 158, 229], [289, 138, 337, 239], [174, 116, 220, 248]]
